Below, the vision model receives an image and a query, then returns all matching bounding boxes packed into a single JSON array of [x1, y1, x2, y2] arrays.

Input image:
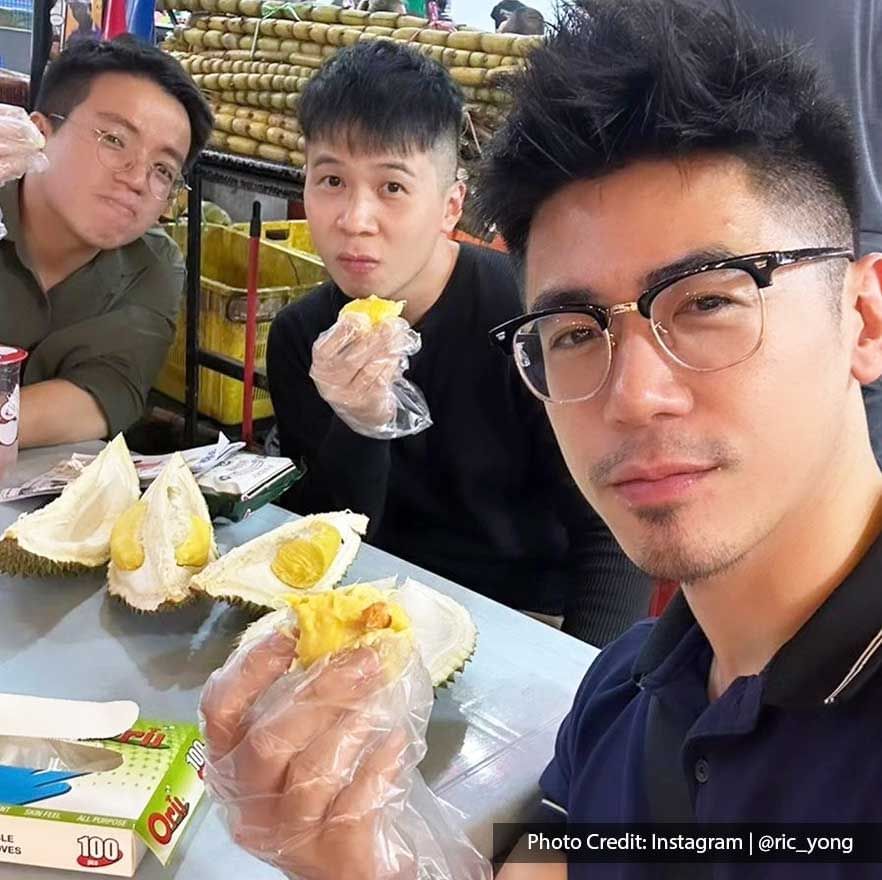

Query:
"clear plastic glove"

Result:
[[0, 104, 48, 239], [0, 105, 49, 182], [309, 313, 433, 439], [199, 627, 491, 880]]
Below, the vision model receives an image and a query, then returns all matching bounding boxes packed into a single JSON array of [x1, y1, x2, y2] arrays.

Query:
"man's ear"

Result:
[[441, 178, 467, 236], [850, 253, 882, 385], [29, 112, 53, 139]]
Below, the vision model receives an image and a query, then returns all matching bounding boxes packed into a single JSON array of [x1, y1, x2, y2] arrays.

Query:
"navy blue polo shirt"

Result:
[[540, 527, 882, 878]]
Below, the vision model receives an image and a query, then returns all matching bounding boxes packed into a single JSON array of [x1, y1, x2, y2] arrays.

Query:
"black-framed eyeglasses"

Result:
[[49, 113, 189, 203], [490, 247, 854, 404]]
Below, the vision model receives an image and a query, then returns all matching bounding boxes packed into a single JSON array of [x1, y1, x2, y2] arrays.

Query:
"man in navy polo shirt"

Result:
[[482, 1, 882, 877], [197, 1, 882, 878]]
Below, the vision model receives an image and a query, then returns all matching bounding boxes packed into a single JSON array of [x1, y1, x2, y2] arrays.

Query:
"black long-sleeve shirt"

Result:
[[267, 244, 650, 635]]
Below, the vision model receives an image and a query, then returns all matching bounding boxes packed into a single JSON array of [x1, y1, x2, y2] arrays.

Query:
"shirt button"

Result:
[[694, 758, 710, 784]]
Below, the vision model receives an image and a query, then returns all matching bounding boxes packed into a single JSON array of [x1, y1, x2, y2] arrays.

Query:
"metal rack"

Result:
[[28, 0, 52, 104], [183, 149, 305, 444]]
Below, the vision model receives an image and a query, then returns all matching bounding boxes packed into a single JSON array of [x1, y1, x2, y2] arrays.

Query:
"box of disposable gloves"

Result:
[[0, 695, 205, 876]]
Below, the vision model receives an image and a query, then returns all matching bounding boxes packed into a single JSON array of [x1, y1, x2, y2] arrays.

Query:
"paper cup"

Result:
[[0, 345, 27, 480]]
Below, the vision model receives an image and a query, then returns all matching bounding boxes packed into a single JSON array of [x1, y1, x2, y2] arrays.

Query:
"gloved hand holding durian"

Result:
[[0, 104, 48, 182], [309, 295, 432, 439], [0, 104, 49, 239], [199, 585, 489, 880]]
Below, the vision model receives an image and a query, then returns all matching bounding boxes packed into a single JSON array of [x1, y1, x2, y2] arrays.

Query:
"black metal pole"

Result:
[[29, 0, 54, 109], [184, 169, 203, 446]]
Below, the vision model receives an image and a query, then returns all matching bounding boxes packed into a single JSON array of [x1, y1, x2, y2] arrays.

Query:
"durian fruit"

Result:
[[339, 294, 405, 327], [0, 435, 140, 577], [288, 583, 412, 669], [191, 511, 368, 609], [240, 578, 478, 688], [107, 453, 218, 612]]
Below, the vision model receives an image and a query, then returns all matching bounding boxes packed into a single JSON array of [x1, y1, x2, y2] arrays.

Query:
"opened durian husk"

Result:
[[0, 435, 140, 577], [191, 511, 368, 610], [107, 452, 218, 612]]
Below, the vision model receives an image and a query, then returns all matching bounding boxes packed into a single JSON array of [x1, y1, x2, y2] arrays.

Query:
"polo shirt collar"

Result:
[[633, 524, 882, 709]]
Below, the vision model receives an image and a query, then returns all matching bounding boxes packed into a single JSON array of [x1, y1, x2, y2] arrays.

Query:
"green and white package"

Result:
[[0, 718, 206, 877]]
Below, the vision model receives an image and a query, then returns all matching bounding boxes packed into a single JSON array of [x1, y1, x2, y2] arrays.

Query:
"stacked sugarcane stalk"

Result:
[[161, 1, 539, 171]]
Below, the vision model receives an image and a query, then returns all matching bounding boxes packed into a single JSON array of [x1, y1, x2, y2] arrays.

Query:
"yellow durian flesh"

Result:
[[175, 515, 212, 568], [271, 522, 342, 589], [287, 585, 411, 669], [339, 294, 405, 326], [240, 578, 477, 688], [110, 502, 147, 571]]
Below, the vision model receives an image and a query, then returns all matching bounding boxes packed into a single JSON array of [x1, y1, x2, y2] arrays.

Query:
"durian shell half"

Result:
[[191, 510, 368, 610], [0, 435, 140, 577], [106, 452, 218, 612], [0, 539, 93, 578]]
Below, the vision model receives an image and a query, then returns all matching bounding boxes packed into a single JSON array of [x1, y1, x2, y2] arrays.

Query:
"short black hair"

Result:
[[35, 36, 213, 171], [299, 40, 462, 179], [477, 0, 860, 260]]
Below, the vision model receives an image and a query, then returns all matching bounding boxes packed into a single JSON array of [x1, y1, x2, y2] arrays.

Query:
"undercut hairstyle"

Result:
[[477, 0, 860, 261], [35, 36, 213, 171], [299, 40, 463, 183]]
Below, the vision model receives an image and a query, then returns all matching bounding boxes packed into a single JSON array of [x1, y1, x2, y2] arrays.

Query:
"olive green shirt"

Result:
[[0, 180, 184, 436]]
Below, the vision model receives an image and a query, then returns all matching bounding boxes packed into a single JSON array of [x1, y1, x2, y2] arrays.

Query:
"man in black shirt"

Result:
[[267, 40, 649, 640]]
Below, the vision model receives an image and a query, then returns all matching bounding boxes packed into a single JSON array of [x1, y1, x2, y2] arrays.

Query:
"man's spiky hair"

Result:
[[299, 40, 462, 182], [476, 0, 859, 261]]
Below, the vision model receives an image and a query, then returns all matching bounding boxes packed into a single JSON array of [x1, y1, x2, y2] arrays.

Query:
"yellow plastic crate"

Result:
[[153, 223, 328, 424], [232, 219, 319, 258]]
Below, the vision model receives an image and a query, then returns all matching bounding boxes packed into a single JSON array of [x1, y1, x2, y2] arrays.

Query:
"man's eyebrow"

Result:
[[531, 286, 605, 312], [377, 161, 416, 178], [643, 248, 736, 289], [530, 248, 738, 312], [95, 111, 139, 134], [94, 111, 185, 167], [308, 155, 417, 178], [310, 153, 341, 168]]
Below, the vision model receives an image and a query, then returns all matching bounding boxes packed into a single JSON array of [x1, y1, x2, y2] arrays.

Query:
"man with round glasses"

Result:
[[197, 2, 882, 878], [1, 36, 212, 446]]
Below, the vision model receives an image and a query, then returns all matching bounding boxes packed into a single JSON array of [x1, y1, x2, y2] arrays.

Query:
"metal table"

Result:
[[0, 445, 598, 878]]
